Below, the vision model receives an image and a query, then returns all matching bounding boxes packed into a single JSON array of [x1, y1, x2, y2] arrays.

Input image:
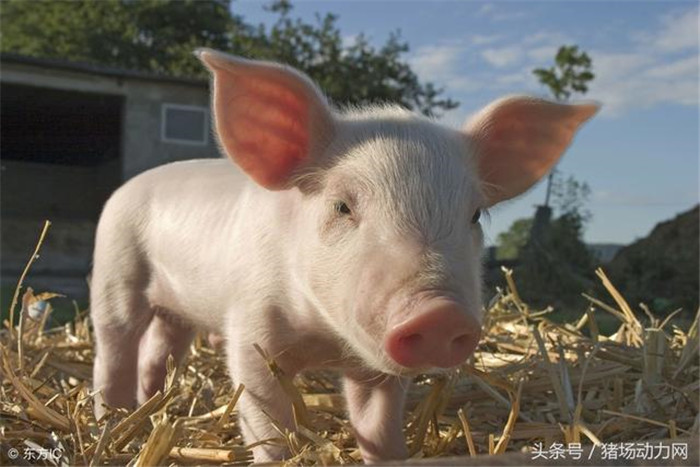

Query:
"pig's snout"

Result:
[[385, 300, 480, 369]]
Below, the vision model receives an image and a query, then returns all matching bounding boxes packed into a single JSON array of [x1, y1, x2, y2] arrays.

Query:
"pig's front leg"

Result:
[[226, 338, 298, 462], [343, 370, 410, 463]]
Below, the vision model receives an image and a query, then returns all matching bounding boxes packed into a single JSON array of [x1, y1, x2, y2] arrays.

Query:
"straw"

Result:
[[1, 225, 697, 465]]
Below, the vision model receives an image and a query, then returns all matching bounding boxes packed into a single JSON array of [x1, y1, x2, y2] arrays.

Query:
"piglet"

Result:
[[90, 48, 597, 463]]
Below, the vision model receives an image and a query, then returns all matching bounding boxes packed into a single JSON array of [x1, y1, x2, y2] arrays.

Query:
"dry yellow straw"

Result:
[[217, 383, 245, 430], [169, 446, 251, 462], [8, 220, 51, 339], [457, 407, 477, 457], [1, 239, 696, 465], [494, 380, 523, 454], [134, 415, 179, 467]]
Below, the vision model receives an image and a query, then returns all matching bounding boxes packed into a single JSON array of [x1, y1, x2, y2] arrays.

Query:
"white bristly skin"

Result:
[[91, 48, 598, 463]]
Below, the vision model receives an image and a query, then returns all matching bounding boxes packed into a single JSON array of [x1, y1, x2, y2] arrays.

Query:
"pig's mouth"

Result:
[[339, 330, 468, 378], [377, 357, 462, 379]]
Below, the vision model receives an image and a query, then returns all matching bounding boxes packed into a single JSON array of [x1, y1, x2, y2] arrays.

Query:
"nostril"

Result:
[[387, 332, 427, 368], [399, 333, 423, 349], [452, 334, 470, 349], [450, 332, 479, 361]]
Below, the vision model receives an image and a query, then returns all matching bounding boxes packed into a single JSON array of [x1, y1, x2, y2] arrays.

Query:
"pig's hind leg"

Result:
[[137, 310, 194, 404]]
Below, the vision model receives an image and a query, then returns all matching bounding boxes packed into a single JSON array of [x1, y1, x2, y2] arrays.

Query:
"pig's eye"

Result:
[[335, 201, 352, 216], [471, 209, 481, 224]]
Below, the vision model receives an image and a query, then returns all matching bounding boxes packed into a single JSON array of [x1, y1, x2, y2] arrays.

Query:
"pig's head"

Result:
[[197, 49, 598, 375]]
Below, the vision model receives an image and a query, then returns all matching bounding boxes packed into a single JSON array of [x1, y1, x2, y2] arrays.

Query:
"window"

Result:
[[161, 104, 208, 145]]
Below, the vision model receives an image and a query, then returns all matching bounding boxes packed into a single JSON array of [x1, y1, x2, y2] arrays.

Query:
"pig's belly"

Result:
[[145, 263, 223, 332], [143, 211, 259, 332]]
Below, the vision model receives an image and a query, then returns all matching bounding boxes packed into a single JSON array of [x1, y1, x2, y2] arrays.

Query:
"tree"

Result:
[[550, 173, 592, 226], [496, 172, 592, 256], [494, 45, 599, 309], [496, 171, 597, 309], [533, 45, 594, 207], [496, 218, 532, 260], [532, 45, 594, 101], [0, 0, 458, 117], [0, 0, 235, 77]]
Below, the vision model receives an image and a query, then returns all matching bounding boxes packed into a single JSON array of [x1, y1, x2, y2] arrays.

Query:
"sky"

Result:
[[234, 0, 699, 246]]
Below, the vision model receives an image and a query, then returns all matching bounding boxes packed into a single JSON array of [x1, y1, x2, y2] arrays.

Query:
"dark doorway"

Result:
[[1, 83, 124, 219]]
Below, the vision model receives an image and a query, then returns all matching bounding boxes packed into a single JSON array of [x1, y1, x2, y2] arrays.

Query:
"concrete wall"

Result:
[[1, 160, 120, 219], [1, 60, 227, 300], [1, 60, 222, 181], [120, 81, 221, 178]]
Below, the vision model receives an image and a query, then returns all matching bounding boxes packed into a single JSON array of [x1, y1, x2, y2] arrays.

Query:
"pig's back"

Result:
[[127, 158, 249, 204]]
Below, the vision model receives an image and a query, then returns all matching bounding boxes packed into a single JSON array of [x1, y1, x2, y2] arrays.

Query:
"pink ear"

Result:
[[197, 49, 334, 190], [464, 96, 598, 206]]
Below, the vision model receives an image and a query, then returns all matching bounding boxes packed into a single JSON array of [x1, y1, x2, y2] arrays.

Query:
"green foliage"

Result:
[[497, 173, 592, 256], [0, 0, 458, 117], [532, 45, 594, 101], [495, 173, 597, 309], [496, 218, 532, 260], [496, 45, 597, 309], [516, 213, 597, 309], [0, 0, 235, 77], [247, 4, 458, 116]]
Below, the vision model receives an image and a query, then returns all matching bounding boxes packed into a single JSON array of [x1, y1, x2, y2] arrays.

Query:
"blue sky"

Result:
[[234, 0, 699, 246]]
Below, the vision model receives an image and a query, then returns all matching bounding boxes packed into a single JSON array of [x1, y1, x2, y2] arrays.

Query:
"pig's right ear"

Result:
[[196, 49, 334, 190]]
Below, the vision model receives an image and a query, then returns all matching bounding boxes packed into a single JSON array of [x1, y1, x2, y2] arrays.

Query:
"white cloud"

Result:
[[476, 2, 527, 22], [470, 34, 503, 46], [648, 7, 699, 52], [585, 9, 699, 117], [409, 44, 494, 126], [414, 6, 698, 119], [445, 76, 484, 93], [522, 31, 576, 65], [409, 44, 465, 82], [476, 3, 495, 17], [646, 55, 698, 79], [527, 45, 559, 62], [523, 31, 570, 46], [481, 46, 522, 67], [409, 43, 485, 95], [496, 71, 530, 86], [473, 8, 699, 117], [479, 31, 574, 69], [587, 50, 698, 116]]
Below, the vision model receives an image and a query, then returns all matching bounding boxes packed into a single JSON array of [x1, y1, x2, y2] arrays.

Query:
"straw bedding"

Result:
[[1, 222, 698, 466]]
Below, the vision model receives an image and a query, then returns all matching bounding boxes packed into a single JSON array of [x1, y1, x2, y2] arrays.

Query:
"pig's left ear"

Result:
[[464, 96, 598, 206], [197, 49, 334, 190]]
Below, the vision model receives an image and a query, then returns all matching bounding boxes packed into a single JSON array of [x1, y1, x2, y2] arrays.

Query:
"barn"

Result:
[[1, 54, 221, 300]]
